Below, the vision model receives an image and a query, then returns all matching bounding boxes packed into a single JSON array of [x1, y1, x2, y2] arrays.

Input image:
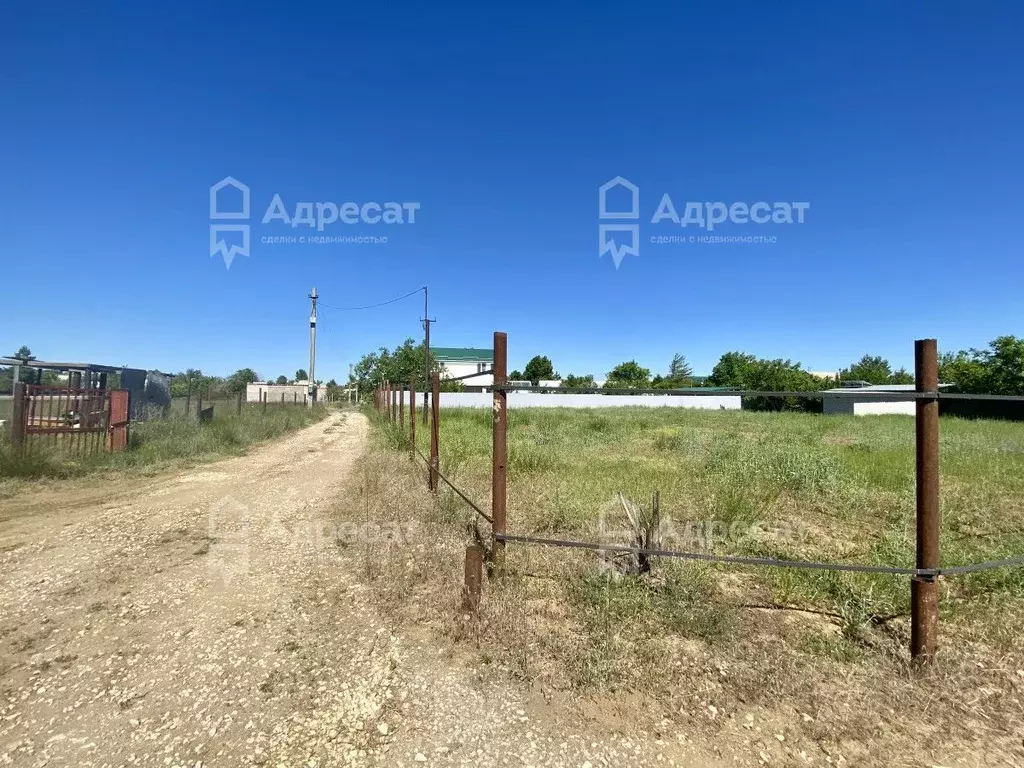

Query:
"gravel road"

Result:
[[0, 411, 716, 767]]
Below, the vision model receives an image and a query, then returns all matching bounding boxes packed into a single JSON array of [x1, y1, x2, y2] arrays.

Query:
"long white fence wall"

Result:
[[396, 391, 741, 410]]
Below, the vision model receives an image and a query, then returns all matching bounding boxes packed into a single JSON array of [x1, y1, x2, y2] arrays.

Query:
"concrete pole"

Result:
[[308, 286, 318, 407]]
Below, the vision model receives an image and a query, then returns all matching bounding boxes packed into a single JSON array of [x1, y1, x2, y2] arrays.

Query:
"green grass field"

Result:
[[377, 406, 1024, 658], [350, 406, 1024, 760], [0, 402, 331, 486]]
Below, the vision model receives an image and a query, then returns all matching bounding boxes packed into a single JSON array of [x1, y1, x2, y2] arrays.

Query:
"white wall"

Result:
[[823, 394, 915, 416], [246, 383, 328, 403], [397, 391, 741, 410], [439, 362, 493, 387], [853, 400, 916, 416]]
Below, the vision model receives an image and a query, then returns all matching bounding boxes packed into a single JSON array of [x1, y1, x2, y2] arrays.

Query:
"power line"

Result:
[[319, 286, 425, 312]]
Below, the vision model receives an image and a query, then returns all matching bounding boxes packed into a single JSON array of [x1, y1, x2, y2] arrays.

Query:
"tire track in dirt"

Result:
[[0, 411, 716, 767]]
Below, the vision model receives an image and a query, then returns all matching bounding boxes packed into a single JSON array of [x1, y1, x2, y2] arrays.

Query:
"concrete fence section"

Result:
[[391, 391, 742, 410], [246, 383, 327, 403]]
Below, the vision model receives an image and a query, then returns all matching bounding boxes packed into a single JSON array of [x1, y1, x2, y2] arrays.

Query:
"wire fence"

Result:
[[404, 444, 1024, 578], [372, 333, 1024, 665]]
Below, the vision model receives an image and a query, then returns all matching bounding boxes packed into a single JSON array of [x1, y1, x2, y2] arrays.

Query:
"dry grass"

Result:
[[335, 407, 1024, 766], [0, 403, 333, 497]]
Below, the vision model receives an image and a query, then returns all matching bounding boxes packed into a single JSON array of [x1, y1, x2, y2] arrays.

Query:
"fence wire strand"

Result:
[[494, 533, 1024, 578], [380, 398, 1024, 579], [414, 447, 493, 524], [486, 385, 1024, 403]]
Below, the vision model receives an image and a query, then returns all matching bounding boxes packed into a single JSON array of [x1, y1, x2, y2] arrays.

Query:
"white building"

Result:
[[433, 347, 494, 391], [822, 383, 920, 416], [247, 381, 328, 404]]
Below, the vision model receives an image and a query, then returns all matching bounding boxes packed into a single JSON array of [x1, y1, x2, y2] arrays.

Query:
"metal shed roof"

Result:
[[431, 347, 494, 362]]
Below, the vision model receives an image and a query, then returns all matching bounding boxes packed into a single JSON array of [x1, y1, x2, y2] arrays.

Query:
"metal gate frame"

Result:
[[11, 382, 130, 454]]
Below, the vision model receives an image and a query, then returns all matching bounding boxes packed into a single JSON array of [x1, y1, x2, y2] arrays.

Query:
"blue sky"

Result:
[[2, 2, 1022, 382]]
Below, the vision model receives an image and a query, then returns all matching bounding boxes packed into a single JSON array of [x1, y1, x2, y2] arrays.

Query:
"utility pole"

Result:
[[308, 287, 318, 407], [421, 285, 434, 426]]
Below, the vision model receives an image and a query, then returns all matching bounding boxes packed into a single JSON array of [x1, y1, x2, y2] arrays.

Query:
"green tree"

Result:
[[522, 355, 556, 385], [509, 369, 524, 380], [275, 375, 288, 385], [708, 352, 758, 388], [227, 367, 259, 393], [653, 353, 694, 388], [709, 351, 823, 411], [986, 336, 1024, 394], [439, 378, 466, 393], [562, 373, 596, 389], [604, 360, 651, 389], [2, 347, 42, 392], [839, 355, 893, 385], [667, 353, 693, 383], [294, 368, 308, 382], [890, 367, 914, 385], [939, 336, 1024, 395], [171, 368, 203, 397], [351, 338, 447, 394]]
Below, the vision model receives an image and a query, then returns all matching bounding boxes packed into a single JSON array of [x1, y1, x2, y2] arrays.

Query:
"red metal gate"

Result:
[[11, 383, 130, 454], [109, 389, 129, 451]]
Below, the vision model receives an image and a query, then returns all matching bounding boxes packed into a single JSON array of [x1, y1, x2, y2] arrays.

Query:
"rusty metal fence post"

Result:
[[429, 372, 440, 491], [399, 384, 405, 431], [10, 382, 25, 451], [196, 390, 203, 421], [462, 544, 484, 614], [912, 338, 940, 664], [491, 331, 508, 569], [262, 391, 267, 414]]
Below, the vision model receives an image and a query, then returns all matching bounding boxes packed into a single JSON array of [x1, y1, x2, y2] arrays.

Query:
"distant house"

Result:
[[432, 347, 493, 392], [247, 381, 328, 403], [822, 383, 926, 416]]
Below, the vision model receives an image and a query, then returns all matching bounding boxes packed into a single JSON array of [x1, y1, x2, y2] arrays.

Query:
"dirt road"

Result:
[[0, 412, 716, 767]]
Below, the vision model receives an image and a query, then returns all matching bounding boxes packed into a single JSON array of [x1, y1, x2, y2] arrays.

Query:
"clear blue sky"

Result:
[[3, 3, 1022, 382]]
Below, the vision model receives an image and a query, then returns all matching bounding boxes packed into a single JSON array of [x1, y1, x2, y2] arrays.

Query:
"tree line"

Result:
[[6, 335, 1021, 402], [351, 338, 467, 394], [0, 347, 342, 400], [518, 336, 1024, 397], [167, 368, 342, 399], [349, 335, 1024, 400]]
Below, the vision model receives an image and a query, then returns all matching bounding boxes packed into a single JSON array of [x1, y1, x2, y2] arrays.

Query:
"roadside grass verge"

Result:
[[340, 405, 1024, 765], [0, 404, 332, 489]]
